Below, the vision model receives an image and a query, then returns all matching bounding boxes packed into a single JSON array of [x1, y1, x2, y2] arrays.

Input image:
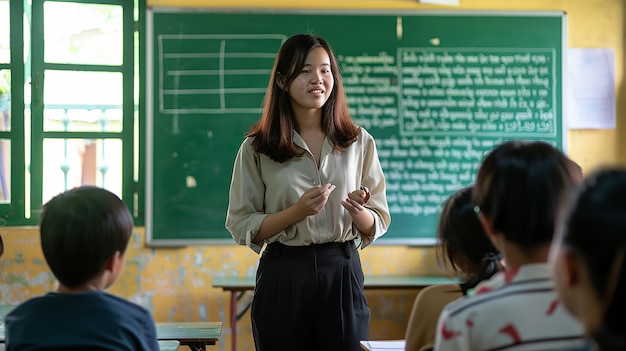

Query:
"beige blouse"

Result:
[[225, 128, 391, 253]]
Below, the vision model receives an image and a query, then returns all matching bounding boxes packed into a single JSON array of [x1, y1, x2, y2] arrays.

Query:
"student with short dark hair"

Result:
[[434, 140, 586, 351], [552, 169, 626, 351], [5, 186, 159, 351]]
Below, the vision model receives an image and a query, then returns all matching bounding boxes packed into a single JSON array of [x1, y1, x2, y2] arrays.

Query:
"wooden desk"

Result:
[[360, 340, 405, 351], [0, 321, 221, 350], [0, 305, 15, 319], [212, 275, 457, 351], [0, 338, 180, 350], [156, 322, 222, 351], [158, 340, 180, 351]]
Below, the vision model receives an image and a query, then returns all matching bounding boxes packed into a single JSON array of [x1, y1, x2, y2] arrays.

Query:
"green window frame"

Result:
[[2, 0, 143, 225]]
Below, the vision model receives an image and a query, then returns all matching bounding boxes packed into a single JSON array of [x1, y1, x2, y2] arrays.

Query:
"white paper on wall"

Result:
[[566, 48, 616, 129]]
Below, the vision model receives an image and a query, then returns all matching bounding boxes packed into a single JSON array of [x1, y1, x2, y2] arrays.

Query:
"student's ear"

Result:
[[276, 72, 286, 91], [103, 253, 115, 273], [103, 251, 123, 274], [102, 251, 125, 289], [477, 212, 502, 251], [561, 249, 581, 287]]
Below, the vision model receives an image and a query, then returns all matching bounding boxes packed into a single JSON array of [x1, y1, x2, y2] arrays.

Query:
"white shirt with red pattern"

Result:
[[434, 263, 586, 351]]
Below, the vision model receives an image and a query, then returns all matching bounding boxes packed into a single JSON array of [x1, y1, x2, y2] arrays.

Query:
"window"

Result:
[[2, 0, 140, 225]]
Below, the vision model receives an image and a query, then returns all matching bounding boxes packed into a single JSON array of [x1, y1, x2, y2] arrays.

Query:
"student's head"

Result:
[[250, 34, 359, 162], [40, 186, 133, 289], [473, 140, 576, 253], [552, 169, 626, 350], [437, 186, 498, 278]]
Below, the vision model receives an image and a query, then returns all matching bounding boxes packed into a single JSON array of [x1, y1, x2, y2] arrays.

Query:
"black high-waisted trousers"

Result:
[[251, 240, 370, 351]]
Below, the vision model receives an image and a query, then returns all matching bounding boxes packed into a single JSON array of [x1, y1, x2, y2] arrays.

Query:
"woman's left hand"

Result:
[[342, 185, 376, 240], [341, 186, 370, 214]]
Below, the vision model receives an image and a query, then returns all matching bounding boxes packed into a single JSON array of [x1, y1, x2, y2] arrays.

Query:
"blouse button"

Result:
[[313, 179, 320, 186]]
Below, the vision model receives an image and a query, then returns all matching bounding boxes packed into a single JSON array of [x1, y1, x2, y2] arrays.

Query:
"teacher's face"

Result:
[[287, 47, 334, 114]]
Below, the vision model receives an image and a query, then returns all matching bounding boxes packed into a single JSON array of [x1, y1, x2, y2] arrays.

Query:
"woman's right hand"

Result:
[[296, 183, 336, 216]]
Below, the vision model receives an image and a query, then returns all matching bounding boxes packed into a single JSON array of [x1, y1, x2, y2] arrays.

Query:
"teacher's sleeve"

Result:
[[359, 129, 391, 248], [225, 138, 267, 254]]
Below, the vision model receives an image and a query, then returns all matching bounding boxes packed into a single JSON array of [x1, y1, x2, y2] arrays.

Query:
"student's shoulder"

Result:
[[417, 283, 462, 301], [422, 283, 462, 294], [439, 280, 508, 318], [440, 291, 472, 314], [468, 271, 506, 295], [415, 284, 463, 313], [7, 292, 54, 311], [101, 292, 150, 313], [443, 274, 556, 320], [470, 264, 554, 296], [5, 293, 58, 323]]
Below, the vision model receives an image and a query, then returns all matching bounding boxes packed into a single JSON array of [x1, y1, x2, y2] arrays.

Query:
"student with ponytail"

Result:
[[552, 168, 626, 351], [404, 186, 501, 351]]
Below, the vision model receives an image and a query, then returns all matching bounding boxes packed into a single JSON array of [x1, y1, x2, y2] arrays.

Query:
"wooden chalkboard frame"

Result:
[[145, 8, 567, 246]]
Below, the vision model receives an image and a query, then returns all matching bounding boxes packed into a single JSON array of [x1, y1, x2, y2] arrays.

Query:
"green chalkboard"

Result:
[[146, 9, 566, 246]]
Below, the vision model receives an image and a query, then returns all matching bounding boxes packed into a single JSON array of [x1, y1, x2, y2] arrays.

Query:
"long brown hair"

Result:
[[247, 34, 360, 162]]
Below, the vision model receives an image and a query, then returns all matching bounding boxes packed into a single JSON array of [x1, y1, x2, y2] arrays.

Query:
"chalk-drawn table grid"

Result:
[[157, 34, 286, 115]]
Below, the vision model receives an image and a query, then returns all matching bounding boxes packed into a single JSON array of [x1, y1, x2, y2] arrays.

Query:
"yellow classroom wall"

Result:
[[1, 0, 624, 351], [0, 227, 438, 350]]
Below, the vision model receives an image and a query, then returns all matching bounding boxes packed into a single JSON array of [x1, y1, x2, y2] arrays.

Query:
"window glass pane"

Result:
[[43, 2, 122, 65], [42, 138, 123, 205], [134, 0, 139, 22], [0, 138, 10, 203], [44, 70, 122, 132], [0, 69, 9, 131], [0, 0, 8, 64], [133, 30, 139, 216], [44, 107, 122, 133]]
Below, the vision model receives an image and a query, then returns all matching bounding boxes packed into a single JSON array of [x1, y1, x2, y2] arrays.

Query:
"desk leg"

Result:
[[231, 291, 237, 351], [185, 343, 206, 351]]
